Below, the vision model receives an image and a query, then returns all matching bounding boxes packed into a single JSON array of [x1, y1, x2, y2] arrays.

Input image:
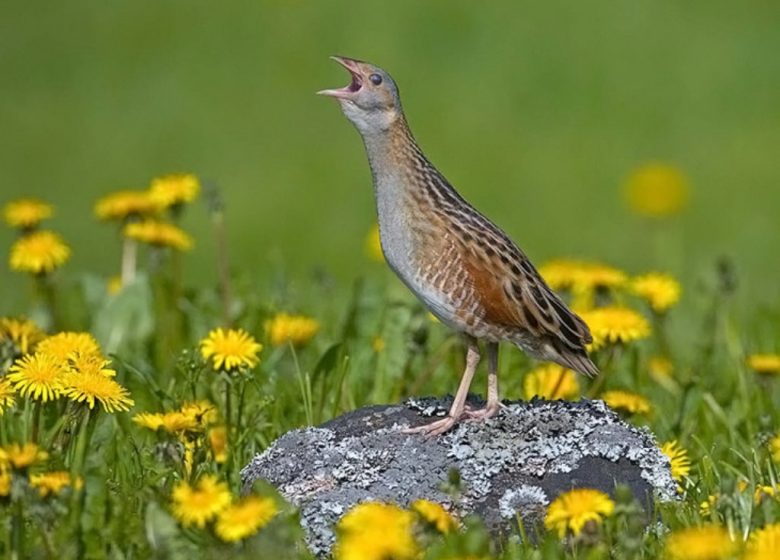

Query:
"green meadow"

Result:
[[1, 1, 780, 558]]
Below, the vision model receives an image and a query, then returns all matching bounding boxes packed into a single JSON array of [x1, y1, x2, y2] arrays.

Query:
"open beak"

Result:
[[317, 56, 364, 99]]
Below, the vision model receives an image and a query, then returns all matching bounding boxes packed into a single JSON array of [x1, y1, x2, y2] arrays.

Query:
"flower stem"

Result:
[[120, 237, 137, 286], [213, 211, 233, 327], [30, 400, 42, 444]]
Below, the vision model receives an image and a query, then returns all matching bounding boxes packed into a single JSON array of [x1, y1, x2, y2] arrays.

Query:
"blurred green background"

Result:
[[2, 0, 779, 312]]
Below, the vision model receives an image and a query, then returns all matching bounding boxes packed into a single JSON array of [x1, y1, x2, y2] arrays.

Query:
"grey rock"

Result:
[[241, 396, 677, 556]]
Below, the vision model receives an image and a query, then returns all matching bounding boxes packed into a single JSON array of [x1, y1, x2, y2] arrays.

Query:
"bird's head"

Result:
[[318, 56, 402, 135]]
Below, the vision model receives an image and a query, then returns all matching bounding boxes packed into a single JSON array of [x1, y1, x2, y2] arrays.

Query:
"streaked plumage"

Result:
[[320, 56, 598, 435]]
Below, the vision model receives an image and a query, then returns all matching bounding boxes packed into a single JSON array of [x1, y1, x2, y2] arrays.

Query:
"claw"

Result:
[[403, 415, 461, 437]]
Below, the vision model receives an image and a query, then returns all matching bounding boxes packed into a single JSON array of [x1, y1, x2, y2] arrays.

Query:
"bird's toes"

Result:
[[402, 415, 460, 438], [464, 405, 502, 422]]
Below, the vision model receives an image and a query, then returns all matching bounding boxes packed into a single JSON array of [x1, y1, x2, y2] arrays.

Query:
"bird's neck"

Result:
[[360, 117, 429, 192]]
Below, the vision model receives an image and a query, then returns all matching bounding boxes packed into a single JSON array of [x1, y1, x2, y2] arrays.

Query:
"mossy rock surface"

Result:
[[241, 397, 677, 556]]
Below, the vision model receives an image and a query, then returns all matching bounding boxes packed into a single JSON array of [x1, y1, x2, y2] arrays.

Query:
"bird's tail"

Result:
[[552, 345, 600, 378]]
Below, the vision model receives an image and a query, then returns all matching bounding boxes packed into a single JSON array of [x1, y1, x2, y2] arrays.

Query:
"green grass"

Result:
[[1, 2, 780, 558]]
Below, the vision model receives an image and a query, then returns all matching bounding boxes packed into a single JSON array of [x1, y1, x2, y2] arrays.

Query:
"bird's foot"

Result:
[[464, 401, 504, 421], [403, 414, 462, 438]]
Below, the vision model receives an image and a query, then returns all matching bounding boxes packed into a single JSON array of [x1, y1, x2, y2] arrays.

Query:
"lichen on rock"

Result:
[[241, 396, 677, 556]]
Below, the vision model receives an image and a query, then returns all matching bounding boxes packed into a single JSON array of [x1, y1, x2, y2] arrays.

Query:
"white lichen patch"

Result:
[[498, 485, 549, 520]]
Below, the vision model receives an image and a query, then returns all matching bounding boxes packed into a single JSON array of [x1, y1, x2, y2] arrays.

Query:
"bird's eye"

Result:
[[369, 73, 383, 86]]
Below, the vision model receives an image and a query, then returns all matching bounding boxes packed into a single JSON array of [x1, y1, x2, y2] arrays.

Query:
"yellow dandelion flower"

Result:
[[29, 471, 81, 497], [664, 525, 735, 560], [648, 356, 674, 380], [37, 331, 102, 364], [266, 313, 320, 347], [335, 502, 419, 560], [754, 484, 780, 505], [699, 495, 718, 516], [161, 411, 201, 434], [58, 370, 134, 413], [10, 230, 71, 274], [65, 353, 116, 378], [661, 440, 691, 482], [123, 219, 193, 251], [631, 273, 681, 313], [200, 328, 262, 371], [94, 190, 158, 221], [746, 523, 780, 560], [149, 173, 200, 210], [133, 412, 165, 431], [747, 354, 780, 376], [0, 442, 48, 470], [0, 470, 10, 496], [624, 163, 690, 218], [0, 379, 15, 416], [208, 426, 228, 464], [523, 364, 580, 401], [107, 275, 122, 295], [3, 198, 53, 229], [180, 400, 218, 427], [602, 390, 652, 415], [7, 353, 66, 402], [411, 499, 457, 533], [215, 495, 278, 542], [579, 306, 651, 349], [544, 488, 615, 537], [0, 316, 46, 354], [171, 475, 231, 528], [371, 336, 385, 353], [540, 259, 627, 293], [365, 224, 384, 262], [771, 433, 780, 464]]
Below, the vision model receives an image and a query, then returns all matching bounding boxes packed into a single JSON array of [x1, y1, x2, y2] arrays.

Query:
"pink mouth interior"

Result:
[[346, 72, 362, 92]]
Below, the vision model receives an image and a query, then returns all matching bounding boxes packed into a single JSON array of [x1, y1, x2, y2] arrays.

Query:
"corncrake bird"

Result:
[[319, 56, 598, 436]]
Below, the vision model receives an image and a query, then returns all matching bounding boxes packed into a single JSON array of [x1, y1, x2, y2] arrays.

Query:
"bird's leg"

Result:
[[465, 342, 503, 421], [404, 338, 480, 437]]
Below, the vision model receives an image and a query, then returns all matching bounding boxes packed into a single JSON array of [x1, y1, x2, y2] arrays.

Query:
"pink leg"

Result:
[[465, 342, 502, 421], [404, 338, 480, 437]]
